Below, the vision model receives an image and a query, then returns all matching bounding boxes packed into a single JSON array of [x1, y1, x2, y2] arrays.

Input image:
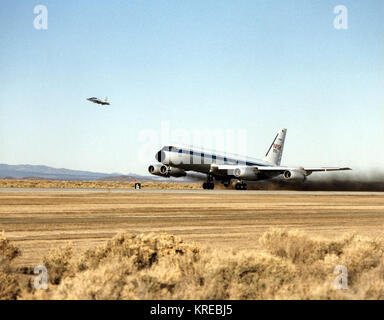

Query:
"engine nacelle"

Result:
[[148, 164, 186, 178], [165, 166, 187, 177], [283, 170, 306, 182], [148, 164, 168, 176], [233, 167, 258, 180]]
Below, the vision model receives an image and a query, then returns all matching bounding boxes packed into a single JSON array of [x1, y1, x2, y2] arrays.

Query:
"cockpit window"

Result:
[[162, 146, 178, 152]]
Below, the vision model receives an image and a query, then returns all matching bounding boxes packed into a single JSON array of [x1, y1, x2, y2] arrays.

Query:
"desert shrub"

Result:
[[0, 231, 21, 300], [339, 236, 384, 285], [258, 229, 384, 299], [53, 234, 201, 299], [45, 233, 301, 300], [42, 242, 74, 285], [0, 231, 21, 267], [0, 270, 20, 300], [352, 258, 384, 299], [77, 233, 200, 272], [19, 230, 384, 300], [258, 228, 344, 264]]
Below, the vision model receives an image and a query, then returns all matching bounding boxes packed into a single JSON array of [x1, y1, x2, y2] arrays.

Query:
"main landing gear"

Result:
[[235, 182, 248, 190], [202, 182, 214, 190], [223, 180, 230, 188], [202, 175, 215, 190]]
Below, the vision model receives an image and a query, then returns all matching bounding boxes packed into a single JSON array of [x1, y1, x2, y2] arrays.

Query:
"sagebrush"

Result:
[[1, 229, 383, 300]]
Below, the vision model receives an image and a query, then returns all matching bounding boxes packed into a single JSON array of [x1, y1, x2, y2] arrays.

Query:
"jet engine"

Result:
[[163, 166, 187, 177], [148, 164, 168, 176], [148, 164, 186, 177], [283, 170, 306, 182], [233, 167, 258, 180]]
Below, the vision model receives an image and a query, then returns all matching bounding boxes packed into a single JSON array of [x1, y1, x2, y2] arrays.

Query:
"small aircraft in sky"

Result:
[[87, 97, 110, 106]]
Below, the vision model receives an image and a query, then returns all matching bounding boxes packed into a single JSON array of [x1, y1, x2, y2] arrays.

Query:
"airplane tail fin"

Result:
[[104, 97, 108, 102], [263, 128, 287, 166]]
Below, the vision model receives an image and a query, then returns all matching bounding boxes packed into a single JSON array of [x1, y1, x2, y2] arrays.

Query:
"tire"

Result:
[[235, 183, 247, 190], [203, 182, 214, 190]]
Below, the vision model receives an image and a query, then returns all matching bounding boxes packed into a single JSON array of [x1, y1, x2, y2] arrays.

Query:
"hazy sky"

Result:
[[0, 0, 383, 175]]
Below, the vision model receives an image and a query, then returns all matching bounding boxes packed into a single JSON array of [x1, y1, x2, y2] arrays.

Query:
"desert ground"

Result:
[[1, 180, 384, 299], [1, 185, 383, 267]]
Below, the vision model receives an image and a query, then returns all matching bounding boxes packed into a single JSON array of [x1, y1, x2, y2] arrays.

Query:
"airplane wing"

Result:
[[299, 167, 352, 173], [210, 164, 351, 176], [210, 164, 238, 175]]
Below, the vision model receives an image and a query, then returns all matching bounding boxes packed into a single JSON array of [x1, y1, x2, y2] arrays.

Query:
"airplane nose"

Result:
[[155, 150, 166, 162]]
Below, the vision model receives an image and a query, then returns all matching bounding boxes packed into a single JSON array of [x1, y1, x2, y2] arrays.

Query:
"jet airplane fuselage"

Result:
[[148, 129, 351, 190]]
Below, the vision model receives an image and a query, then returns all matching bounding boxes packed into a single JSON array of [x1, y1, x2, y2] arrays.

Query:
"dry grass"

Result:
[[3, 230, 382, 300], [0, 179, 200, 190], [0, 231, 21, 299], [43, 243, 74, 285]]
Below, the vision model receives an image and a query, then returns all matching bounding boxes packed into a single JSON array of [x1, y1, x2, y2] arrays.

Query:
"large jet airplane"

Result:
[[148, 129, 351, 190]]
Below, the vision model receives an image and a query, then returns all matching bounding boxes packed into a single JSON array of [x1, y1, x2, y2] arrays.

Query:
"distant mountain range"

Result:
[[0, 164, 156, 181]]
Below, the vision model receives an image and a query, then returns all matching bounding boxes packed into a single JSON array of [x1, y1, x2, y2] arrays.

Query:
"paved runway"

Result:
[[1, 187, 383, 196]]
